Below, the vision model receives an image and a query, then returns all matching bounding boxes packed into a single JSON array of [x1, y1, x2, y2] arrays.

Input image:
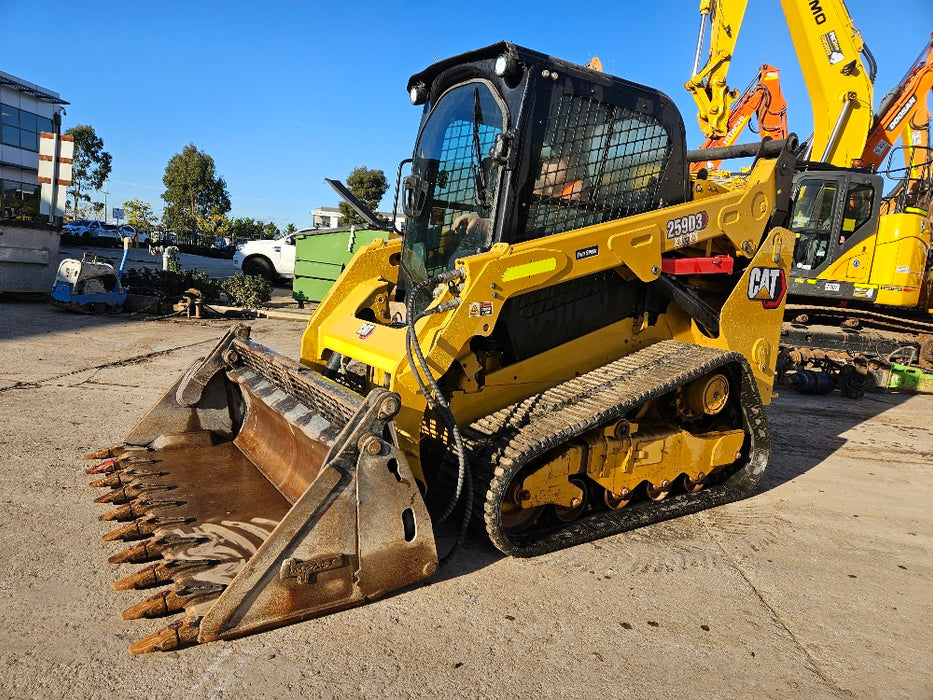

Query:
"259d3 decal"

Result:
[[666, 211, 709, 249]]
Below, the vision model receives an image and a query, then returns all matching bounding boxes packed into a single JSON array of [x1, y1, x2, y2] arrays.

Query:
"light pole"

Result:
[[102, 182, 109, 223]]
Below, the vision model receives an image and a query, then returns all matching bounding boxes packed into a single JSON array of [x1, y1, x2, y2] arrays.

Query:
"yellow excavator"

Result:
[[686, 0, 875, 167], [85, 42, 798, 653], [688, 1, 933, 394]]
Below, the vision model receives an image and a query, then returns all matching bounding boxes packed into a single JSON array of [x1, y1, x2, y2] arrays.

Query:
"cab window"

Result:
[[790, 180, 837, 271], [841, 184, 873, 243]]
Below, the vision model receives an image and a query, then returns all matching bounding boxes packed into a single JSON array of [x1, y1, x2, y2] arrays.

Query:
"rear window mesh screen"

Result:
[[524, 93, 672, 240]]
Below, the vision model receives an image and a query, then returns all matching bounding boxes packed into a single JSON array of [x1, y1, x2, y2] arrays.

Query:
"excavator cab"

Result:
[[788, 166, 933, 309], [789, 169, 881, 296]]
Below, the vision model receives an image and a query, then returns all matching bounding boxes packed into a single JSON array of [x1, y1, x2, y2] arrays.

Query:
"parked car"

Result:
[[233, 233, 301, 282], [83, 221, 123, 247], [118, 224, 151, 244], [62, 218, 92, 235]]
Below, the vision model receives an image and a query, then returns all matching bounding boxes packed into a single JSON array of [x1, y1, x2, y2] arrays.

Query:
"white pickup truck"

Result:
[[232, 233, 301, 282]]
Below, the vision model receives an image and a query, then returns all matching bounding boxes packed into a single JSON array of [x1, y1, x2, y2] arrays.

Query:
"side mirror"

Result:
[[402, 175, 427, 218]]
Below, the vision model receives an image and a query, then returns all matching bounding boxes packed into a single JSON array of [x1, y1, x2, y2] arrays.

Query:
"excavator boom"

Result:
[[861, 33, 933, 172], [687, 0, 874, 167]]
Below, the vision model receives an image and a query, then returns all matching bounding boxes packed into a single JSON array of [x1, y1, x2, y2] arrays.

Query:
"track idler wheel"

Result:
[[553, 477, 587, 522], [646, 479, 672, 501], [500, 479, 544, 533]]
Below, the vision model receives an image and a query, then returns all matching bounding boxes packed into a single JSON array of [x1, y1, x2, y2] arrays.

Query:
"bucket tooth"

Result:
[[128, 617, 201, 655], [122, 584, 224, 620], [108, 541, 160, 565], [108, 535, 210, 565], [95, 482, 174, 504], [84, 445, 122, 460], [102, 516, 192, 542], [99, 502, 145, 522], [99, 498, 185, 522], [122, 590, 184, 620], [90, 472, 133, 489], [86, 455, 158, 475], [114, 563, 171, 590], [99, 496, 185, 521], [86, 458, 123, 475], [114, 558, 219, 591], [94, 484, 141, 504], [89, 469, 167, 489], [90, 472, 128, 489]]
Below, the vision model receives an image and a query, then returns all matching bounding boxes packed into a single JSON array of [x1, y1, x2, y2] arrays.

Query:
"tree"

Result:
[[123, 199, 156, 231], [338, 166, 387, 226], [161, 143, 230, 237], [197, 212, 230, 239], [284, 223, 297, 235], [66, 125, 112, 218], [262, 221, 280, 239], [228, 216, 265, 240]]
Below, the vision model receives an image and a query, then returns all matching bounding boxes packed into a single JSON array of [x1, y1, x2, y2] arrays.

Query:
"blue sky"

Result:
[[2, 0, 930, 229]]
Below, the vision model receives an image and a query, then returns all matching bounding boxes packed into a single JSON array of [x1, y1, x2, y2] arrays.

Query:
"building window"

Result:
[[0, 178, 41, 221], [0, 103, 53, 153]]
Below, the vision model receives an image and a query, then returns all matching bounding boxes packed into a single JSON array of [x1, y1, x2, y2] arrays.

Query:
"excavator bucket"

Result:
[[84, 324, 437, 654]]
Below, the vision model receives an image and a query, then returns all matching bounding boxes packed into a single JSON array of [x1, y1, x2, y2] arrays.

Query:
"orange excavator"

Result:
[[866, 34, 933, 226], [861, 33, 933, 173], [691, 64, 788, 175]]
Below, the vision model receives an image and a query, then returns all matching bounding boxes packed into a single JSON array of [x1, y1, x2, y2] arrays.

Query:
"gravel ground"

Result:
[[0, 298, 930, 699]]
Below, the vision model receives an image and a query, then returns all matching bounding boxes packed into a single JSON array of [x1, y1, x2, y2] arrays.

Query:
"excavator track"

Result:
[[784, 303, 933, 335], [459, 340, 769, 557]]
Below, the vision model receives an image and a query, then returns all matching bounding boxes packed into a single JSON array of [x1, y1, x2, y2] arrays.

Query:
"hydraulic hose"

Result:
[[404, 268, 472, 566]]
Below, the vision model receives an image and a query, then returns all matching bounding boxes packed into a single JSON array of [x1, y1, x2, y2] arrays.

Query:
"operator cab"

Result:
[[788, 168, 882, 300], [399, 42, 689, 305]]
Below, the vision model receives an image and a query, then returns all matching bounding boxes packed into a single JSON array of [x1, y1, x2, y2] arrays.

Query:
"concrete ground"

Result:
[[0, 295, 930, 699]]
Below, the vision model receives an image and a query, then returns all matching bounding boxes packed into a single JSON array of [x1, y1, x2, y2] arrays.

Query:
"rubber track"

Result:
[[462, 339, 770, 557]]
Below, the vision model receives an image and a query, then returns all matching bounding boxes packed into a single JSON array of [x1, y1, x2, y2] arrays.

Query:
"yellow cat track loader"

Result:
[[85, 42, 797, 653]]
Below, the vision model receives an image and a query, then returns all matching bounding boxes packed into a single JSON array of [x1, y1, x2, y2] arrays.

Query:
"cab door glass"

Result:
[[791, 181, 837, 271], [402, 81, 505, 285], [840, 184, 874, 245]]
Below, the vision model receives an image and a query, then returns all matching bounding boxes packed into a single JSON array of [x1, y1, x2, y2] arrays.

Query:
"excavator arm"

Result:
[[691, 63, 788, 174], [687, 0, 875, 167], [861, 33, 933, 172], [686, 0, 748, 137]]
